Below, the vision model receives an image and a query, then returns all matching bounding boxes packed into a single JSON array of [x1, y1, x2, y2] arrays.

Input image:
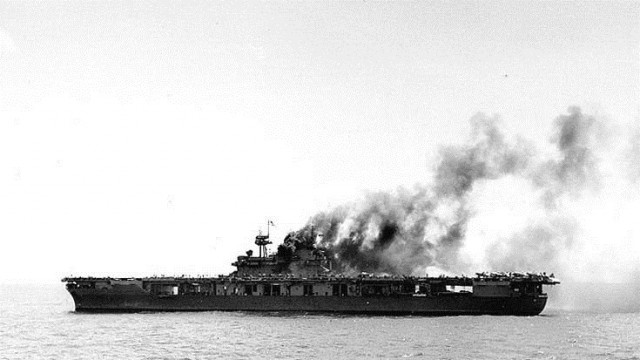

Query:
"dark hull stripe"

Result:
[[70, 291, 547, 316]]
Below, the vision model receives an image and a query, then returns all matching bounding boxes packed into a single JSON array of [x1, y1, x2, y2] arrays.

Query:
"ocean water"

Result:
[[2, 285, 639, 360]]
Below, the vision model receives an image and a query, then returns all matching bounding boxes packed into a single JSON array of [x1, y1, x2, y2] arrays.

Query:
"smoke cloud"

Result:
[[286, 107, 640, 306]]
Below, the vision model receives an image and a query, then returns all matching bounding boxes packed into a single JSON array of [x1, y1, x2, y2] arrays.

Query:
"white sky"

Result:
[[1, 1, 638, 283]]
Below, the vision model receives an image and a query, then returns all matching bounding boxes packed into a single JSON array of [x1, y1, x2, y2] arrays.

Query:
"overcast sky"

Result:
[[1, 1, 638, 283]]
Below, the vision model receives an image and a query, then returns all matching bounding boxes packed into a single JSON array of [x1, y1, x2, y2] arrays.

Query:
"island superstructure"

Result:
[[62, 226, 559, 315]]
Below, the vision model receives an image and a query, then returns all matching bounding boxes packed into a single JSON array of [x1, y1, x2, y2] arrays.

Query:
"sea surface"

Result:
[[1, 284, 639, 360]]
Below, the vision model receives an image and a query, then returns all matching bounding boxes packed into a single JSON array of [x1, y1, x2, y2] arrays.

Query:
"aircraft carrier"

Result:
[[63, 226, 559, 315]]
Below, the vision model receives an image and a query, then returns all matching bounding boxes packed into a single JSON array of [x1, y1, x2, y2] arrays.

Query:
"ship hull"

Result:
[[68, 290, 547, 316]]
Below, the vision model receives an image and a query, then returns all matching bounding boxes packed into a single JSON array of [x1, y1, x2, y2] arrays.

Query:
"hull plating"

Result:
[[69, 290, 547, 316]]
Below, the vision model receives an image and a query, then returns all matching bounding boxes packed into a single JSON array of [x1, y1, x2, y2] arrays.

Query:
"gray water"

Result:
[[1, 285, 639, 360]]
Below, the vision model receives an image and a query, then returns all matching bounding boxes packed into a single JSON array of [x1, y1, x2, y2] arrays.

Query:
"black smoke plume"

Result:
[[285, 106, 638, 295]]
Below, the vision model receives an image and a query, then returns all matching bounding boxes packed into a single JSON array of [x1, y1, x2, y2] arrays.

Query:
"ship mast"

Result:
[[254, 220, 273, 258]]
